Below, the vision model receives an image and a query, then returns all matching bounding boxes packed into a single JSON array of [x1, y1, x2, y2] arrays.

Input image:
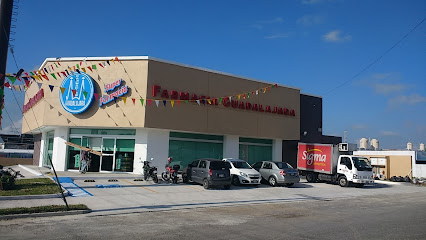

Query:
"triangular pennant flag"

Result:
[[4, 82, 10, 88], [76, 69, 81, 74], [106, 60, 110, 65], [24, 79, 30, 87], [57, 72, 61, 78], [114, 57, 119, 62], [196, 100, 200, 105], [80, 61, 82, 66], [54, 63, 58, 68], [62, 72, 67, 77], [256, 90, 259, 95], [132, 98, 136, 105], [50, 73, 57, 80], [72, 89, 76, 97], [274, 83, 278, 88], [102, 62, 106, 67], [163, 100, 166, 106], [155, 100, 159, 107], [60, 87, 65, 94], [238, 94, 241, 100], [37, 82, 42, 89], [77, 64, 80, 69], [147, 99, 151, 106], [92, 64, 97, 70], [94, 93, 99, 100], [87, 66, 92, 72], [99, 63, 104, 68], [58, 112, 62, 116], [243, 94, 245, 99], [247, 92, 250, 98], [98, 75, 101, 81], [140, 98, 144, 106], [268, 86, 271, 91], [171, 101, 175, 107], [65, 69, 69, 75], [229, 96, 232, 102], [44, 68, 48, 73], [82, 68, 86, 73], [83, 91, 88, 98], [122, 97, 127, 104], [67, 119, 71, 124], [219, 98, 223, 104], [7, 76, 16, 84], [207, 99, 211, 104], [57, 62, 61, 66], [177, 100, 181, 106], [73, 66, 76, 71], [49, 85, 54, 92], [263, 88, 266, 93]]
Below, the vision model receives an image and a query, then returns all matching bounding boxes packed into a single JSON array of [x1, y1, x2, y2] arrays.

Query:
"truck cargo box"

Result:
[[297, 143, 340, 175]]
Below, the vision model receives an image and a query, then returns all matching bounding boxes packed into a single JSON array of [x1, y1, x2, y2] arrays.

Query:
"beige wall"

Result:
[[145, 60, 300, 139], [23, 58, 300, 140], [22, 59, 149, 133], [364, 155, 412, 178]]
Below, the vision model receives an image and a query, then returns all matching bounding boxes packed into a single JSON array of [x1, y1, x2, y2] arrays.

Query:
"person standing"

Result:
[[80, 150, 89, 174]]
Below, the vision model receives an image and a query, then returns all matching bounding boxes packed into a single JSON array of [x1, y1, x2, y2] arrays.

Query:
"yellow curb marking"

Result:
[[121, 179, 158, 193]]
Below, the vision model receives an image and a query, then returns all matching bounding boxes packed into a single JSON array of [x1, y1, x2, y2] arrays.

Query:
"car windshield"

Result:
[[352, 157, 372, 171], [231, 161, 252, 169], [210, 161, 230, 170], [275, 162, 294, 169]]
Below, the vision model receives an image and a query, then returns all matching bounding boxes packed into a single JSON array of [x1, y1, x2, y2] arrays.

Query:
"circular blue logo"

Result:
[[59, 72, 95, 114]]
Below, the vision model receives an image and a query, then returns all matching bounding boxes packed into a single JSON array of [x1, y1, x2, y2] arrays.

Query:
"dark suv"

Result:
[[182, 159, 232, 189]]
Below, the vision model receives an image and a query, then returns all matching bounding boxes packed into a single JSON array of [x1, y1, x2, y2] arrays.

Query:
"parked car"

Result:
[[182, 158, 232, 189], [223, 158, 262, 186], [251, 161, 300, 187]]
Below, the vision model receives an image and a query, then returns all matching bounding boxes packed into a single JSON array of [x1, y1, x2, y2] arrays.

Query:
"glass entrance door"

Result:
[[101, 138, 115, 172]]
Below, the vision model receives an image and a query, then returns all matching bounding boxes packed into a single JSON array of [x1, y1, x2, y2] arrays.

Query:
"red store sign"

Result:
[[152, 85, 296, 116], [23, 88, 44, 113]]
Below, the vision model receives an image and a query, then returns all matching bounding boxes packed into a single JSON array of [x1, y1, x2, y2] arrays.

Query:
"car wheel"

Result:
[[268, 176, 277, 187], [338, 176, 349, 187], [182, 174, 188, 183], [224, 184, 231, 190], [285, 183, 294, 187], [232, 176, 240, 186], [203, 179, 210, 189], [306, 172, 316, 183]]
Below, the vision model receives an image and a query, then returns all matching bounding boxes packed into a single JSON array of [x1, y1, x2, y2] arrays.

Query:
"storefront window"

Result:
[[239, 137, 272, 165], [115, 139, 135, 172], [67, 138, 82, 170], [43, 131, 54, 167]]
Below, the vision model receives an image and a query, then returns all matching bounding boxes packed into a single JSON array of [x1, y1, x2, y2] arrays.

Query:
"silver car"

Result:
[[251, 161, 300, 187]]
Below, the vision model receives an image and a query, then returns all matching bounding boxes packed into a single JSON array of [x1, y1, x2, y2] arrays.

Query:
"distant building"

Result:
[[0, 134, 34, 166]]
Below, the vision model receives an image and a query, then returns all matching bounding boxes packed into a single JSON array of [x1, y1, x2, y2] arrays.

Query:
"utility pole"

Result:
[[0, 0, 14, 128]]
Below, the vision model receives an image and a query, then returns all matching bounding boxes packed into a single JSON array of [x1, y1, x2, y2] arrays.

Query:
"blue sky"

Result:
[[3, 0, 426, 150]]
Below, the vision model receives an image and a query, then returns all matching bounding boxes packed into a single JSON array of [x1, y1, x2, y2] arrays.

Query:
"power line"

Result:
[[323, 16, 426, 96]]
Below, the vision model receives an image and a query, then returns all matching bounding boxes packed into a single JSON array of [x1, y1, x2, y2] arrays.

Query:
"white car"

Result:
[[223, 158, 262, 185]]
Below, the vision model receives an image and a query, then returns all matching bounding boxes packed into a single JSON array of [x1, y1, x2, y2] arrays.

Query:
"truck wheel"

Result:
[[306, 172, 316, 183], [232, 176, 240, 186], [203, 179, 210, 189], [268, 176, 277, 187], [338, 176, 349, 187]]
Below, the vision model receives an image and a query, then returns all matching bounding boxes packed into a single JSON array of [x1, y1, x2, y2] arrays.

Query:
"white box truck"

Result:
[[297, 143, 374, 187]]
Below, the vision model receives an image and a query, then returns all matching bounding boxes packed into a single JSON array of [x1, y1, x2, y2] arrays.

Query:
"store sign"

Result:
[[23, 88, 44, 113], [99, 78, 129, 107], [59, 72, 95, 114], [152, 85, 296, 116]]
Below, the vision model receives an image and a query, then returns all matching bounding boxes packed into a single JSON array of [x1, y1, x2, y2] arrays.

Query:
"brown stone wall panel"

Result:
[[389, 156, 412, 177]]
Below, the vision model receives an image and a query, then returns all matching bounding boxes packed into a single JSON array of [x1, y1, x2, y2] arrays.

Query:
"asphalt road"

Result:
[[1, 190, 426, 240]]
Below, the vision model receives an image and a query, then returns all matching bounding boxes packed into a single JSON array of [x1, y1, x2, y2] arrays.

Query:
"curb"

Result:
[[0, 191, 70, 201], [0, 209, 92, 220]]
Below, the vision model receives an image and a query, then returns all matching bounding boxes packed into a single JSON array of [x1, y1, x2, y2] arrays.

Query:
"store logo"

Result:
[[302, 148, 327, 166], [99, 78, 129, 107], [59, 72, 95, 114]]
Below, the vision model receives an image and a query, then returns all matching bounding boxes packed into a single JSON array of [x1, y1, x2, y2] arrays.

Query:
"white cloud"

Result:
[[322, 30, 352, 42], [374, 83, 408, 95], [380, 131, 399, 136], [265, 33, 291, 39], [389, 94, 426, 106], [251, 17, 284, 30], [297, 15, 324, 26], [0, 118, 22, 134]]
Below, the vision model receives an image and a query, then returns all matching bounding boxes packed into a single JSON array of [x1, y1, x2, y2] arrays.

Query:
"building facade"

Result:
[[22, 56, 304, 173]]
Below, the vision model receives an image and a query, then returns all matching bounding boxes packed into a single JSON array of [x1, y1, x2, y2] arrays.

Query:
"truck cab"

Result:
[[337, 155, 374, 187]]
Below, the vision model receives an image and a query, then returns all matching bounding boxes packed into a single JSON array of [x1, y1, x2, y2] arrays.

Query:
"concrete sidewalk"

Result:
[[1, 165, 424, 218]]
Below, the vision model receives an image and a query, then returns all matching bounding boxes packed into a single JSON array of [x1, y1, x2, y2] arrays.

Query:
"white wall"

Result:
[[223, 135, 239, 159], [134, 128, 170, 174], [38, 131, 46, 167], [52, 127, 69, 171], [272, 139, 283, 162]]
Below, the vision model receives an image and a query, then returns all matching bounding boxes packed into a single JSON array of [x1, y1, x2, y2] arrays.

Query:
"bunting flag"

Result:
[[76, 69, 81, 74], [155, 100, 159, 107], [7, 76, 16, 84], [163, 100, 166, 106], [82, 68, 86, 73], [92, 65, 97, 70], [171, 101, 175, 107], [67, 119, 71, 124], [106, 60, 110, 65], [256, 90, 258, 95], [140, 98, 144, 106], [147, 99, 151, 106], [87, 66, 92, 72], [62, 72, 66, 77], [4, 82, 10, 88], [219, 98, 223, 104], [99, 63, 104, 68], [177, 100, 181, 106], [114, 57, 119, 62], [122, 97, 127, 104], [132, 98, 136, 105], [229, 96, 232, 102], [247, 92, 250, 98], [49, 85, 54, 92], [57, 62, 61, 66], [207, 99, 211, 104], [58, 112, 62, 116], [243, 94, 245, 99], [238, 94, 241, 100], [76, 64, 80, 69], [51, 73, 57, 80], [37, 82, 42, 89], [196, 100, 200, 105], [268, 86, 271, 91], [60, 87, 65, 94]]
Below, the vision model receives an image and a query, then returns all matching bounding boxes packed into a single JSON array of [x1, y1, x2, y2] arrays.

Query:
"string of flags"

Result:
[[1, 56, 279, 109]]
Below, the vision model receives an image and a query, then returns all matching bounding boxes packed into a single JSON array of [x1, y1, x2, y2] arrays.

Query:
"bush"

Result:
[[0, 172, 16, 190]]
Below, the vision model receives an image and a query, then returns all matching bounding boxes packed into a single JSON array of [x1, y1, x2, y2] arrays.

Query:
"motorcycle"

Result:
[[143, 160, 159, 183], [161, 164, 180, 184]]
